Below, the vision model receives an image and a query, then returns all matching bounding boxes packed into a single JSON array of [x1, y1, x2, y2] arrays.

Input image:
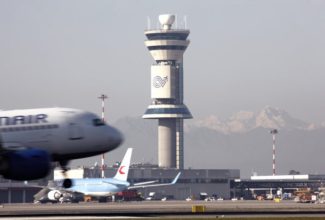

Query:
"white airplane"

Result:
[[46, 148, 180, 201], [0, 107, 123, 186]]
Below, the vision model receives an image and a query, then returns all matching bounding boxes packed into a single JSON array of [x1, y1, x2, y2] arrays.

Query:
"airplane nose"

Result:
[[107, 126, 123, 150]]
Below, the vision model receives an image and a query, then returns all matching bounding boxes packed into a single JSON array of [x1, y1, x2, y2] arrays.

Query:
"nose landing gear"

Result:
[[59, 160, 73, 188]]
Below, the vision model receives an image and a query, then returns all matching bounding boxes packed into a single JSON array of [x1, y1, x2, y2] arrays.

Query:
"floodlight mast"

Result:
[[270, 129, 278, 176], [98, 94, 108, 178]]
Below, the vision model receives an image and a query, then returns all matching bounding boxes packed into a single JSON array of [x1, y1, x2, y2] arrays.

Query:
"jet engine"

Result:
[[0, 148, 51, 180], [47, 190, 62, 201]]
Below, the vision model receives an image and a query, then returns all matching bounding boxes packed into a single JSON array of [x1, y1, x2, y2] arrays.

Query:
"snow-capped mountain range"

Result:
[[72, 106, 325, 178], [191, 106, 319, 134]]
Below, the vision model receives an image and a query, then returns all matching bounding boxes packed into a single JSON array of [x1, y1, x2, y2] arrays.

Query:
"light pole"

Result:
[[98, 94, 108, 178], [270, 129, 278, 176]]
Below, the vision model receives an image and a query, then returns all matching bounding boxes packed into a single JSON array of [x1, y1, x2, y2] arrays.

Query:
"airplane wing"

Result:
[[101, 181, 127, 189], [128, 172, 181, 189], [132, 180, 159, 186]]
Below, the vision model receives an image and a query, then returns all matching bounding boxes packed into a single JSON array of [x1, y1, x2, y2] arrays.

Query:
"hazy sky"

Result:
[[1, 0, 325, 124]]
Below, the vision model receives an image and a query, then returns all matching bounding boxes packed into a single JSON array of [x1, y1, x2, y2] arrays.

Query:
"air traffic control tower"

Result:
[[143, 14, 192, 169]]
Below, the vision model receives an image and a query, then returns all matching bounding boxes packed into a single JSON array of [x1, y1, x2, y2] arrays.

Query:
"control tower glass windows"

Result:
[[148, 45, 187, 51], [155, 61, 176, 65], [144, 108, 191, 115], [146, 33, 189, 41], [152, 99, 175, 105]]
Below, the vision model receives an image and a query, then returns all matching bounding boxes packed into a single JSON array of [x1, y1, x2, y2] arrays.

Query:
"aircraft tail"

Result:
[[113, 148, 133, 181]]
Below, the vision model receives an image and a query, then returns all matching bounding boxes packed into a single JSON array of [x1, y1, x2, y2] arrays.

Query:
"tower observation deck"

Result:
[[143, 14, 192, 169]]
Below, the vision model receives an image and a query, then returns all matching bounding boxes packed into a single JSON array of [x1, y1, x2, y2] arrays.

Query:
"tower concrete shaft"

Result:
[[143, 14, 192, 169]]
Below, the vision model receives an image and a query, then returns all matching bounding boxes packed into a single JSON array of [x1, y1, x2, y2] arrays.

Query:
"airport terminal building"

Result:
[[4, 167, 325, 203]]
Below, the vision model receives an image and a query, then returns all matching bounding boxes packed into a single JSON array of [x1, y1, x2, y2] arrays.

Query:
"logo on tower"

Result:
[[153, 76, 168, 88]]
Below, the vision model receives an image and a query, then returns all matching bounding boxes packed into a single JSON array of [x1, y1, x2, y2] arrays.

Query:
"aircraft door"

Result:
[[68, 123, 83, 140]]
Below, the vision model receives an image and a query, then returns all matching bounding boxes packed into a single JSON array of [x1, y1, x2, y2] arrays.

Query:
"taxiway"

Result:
[[1, 200, 325, 217]]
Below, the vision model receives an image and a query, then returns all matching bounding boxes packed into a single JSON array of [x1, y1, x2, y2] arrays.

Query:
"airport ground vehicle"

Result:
[[146, 192, 164, 201], [294, 188, 317, 203], [115, 190, 143, 201]]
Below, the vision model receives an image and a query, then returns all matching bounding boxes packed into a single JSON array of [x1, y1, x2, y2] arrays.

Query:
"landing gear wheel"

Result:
[[63, 178, 72, 188], [58, 160, 73, 188]]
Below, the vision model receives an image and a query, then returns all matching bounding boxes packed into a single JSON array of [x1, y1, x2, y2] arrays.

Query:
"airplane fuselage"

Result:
[[0, 107, 123, 161], [55, 178, 130, 196]]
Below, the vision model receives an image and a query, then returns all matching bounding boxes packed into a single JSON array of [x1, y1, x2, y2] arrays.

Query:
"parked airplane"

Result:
[[0, 107, 123, 186], [44, 148, 180, 201]]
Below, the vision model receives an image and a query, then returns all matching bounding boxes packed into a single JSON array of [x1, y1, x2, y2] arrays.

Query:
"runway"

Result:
[[1, 200, 325, 217]]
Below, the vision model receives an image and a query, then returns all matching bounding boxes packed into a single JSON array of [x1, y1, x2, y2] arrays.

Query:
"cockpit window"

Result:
[[93, 118, 105, 126]]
